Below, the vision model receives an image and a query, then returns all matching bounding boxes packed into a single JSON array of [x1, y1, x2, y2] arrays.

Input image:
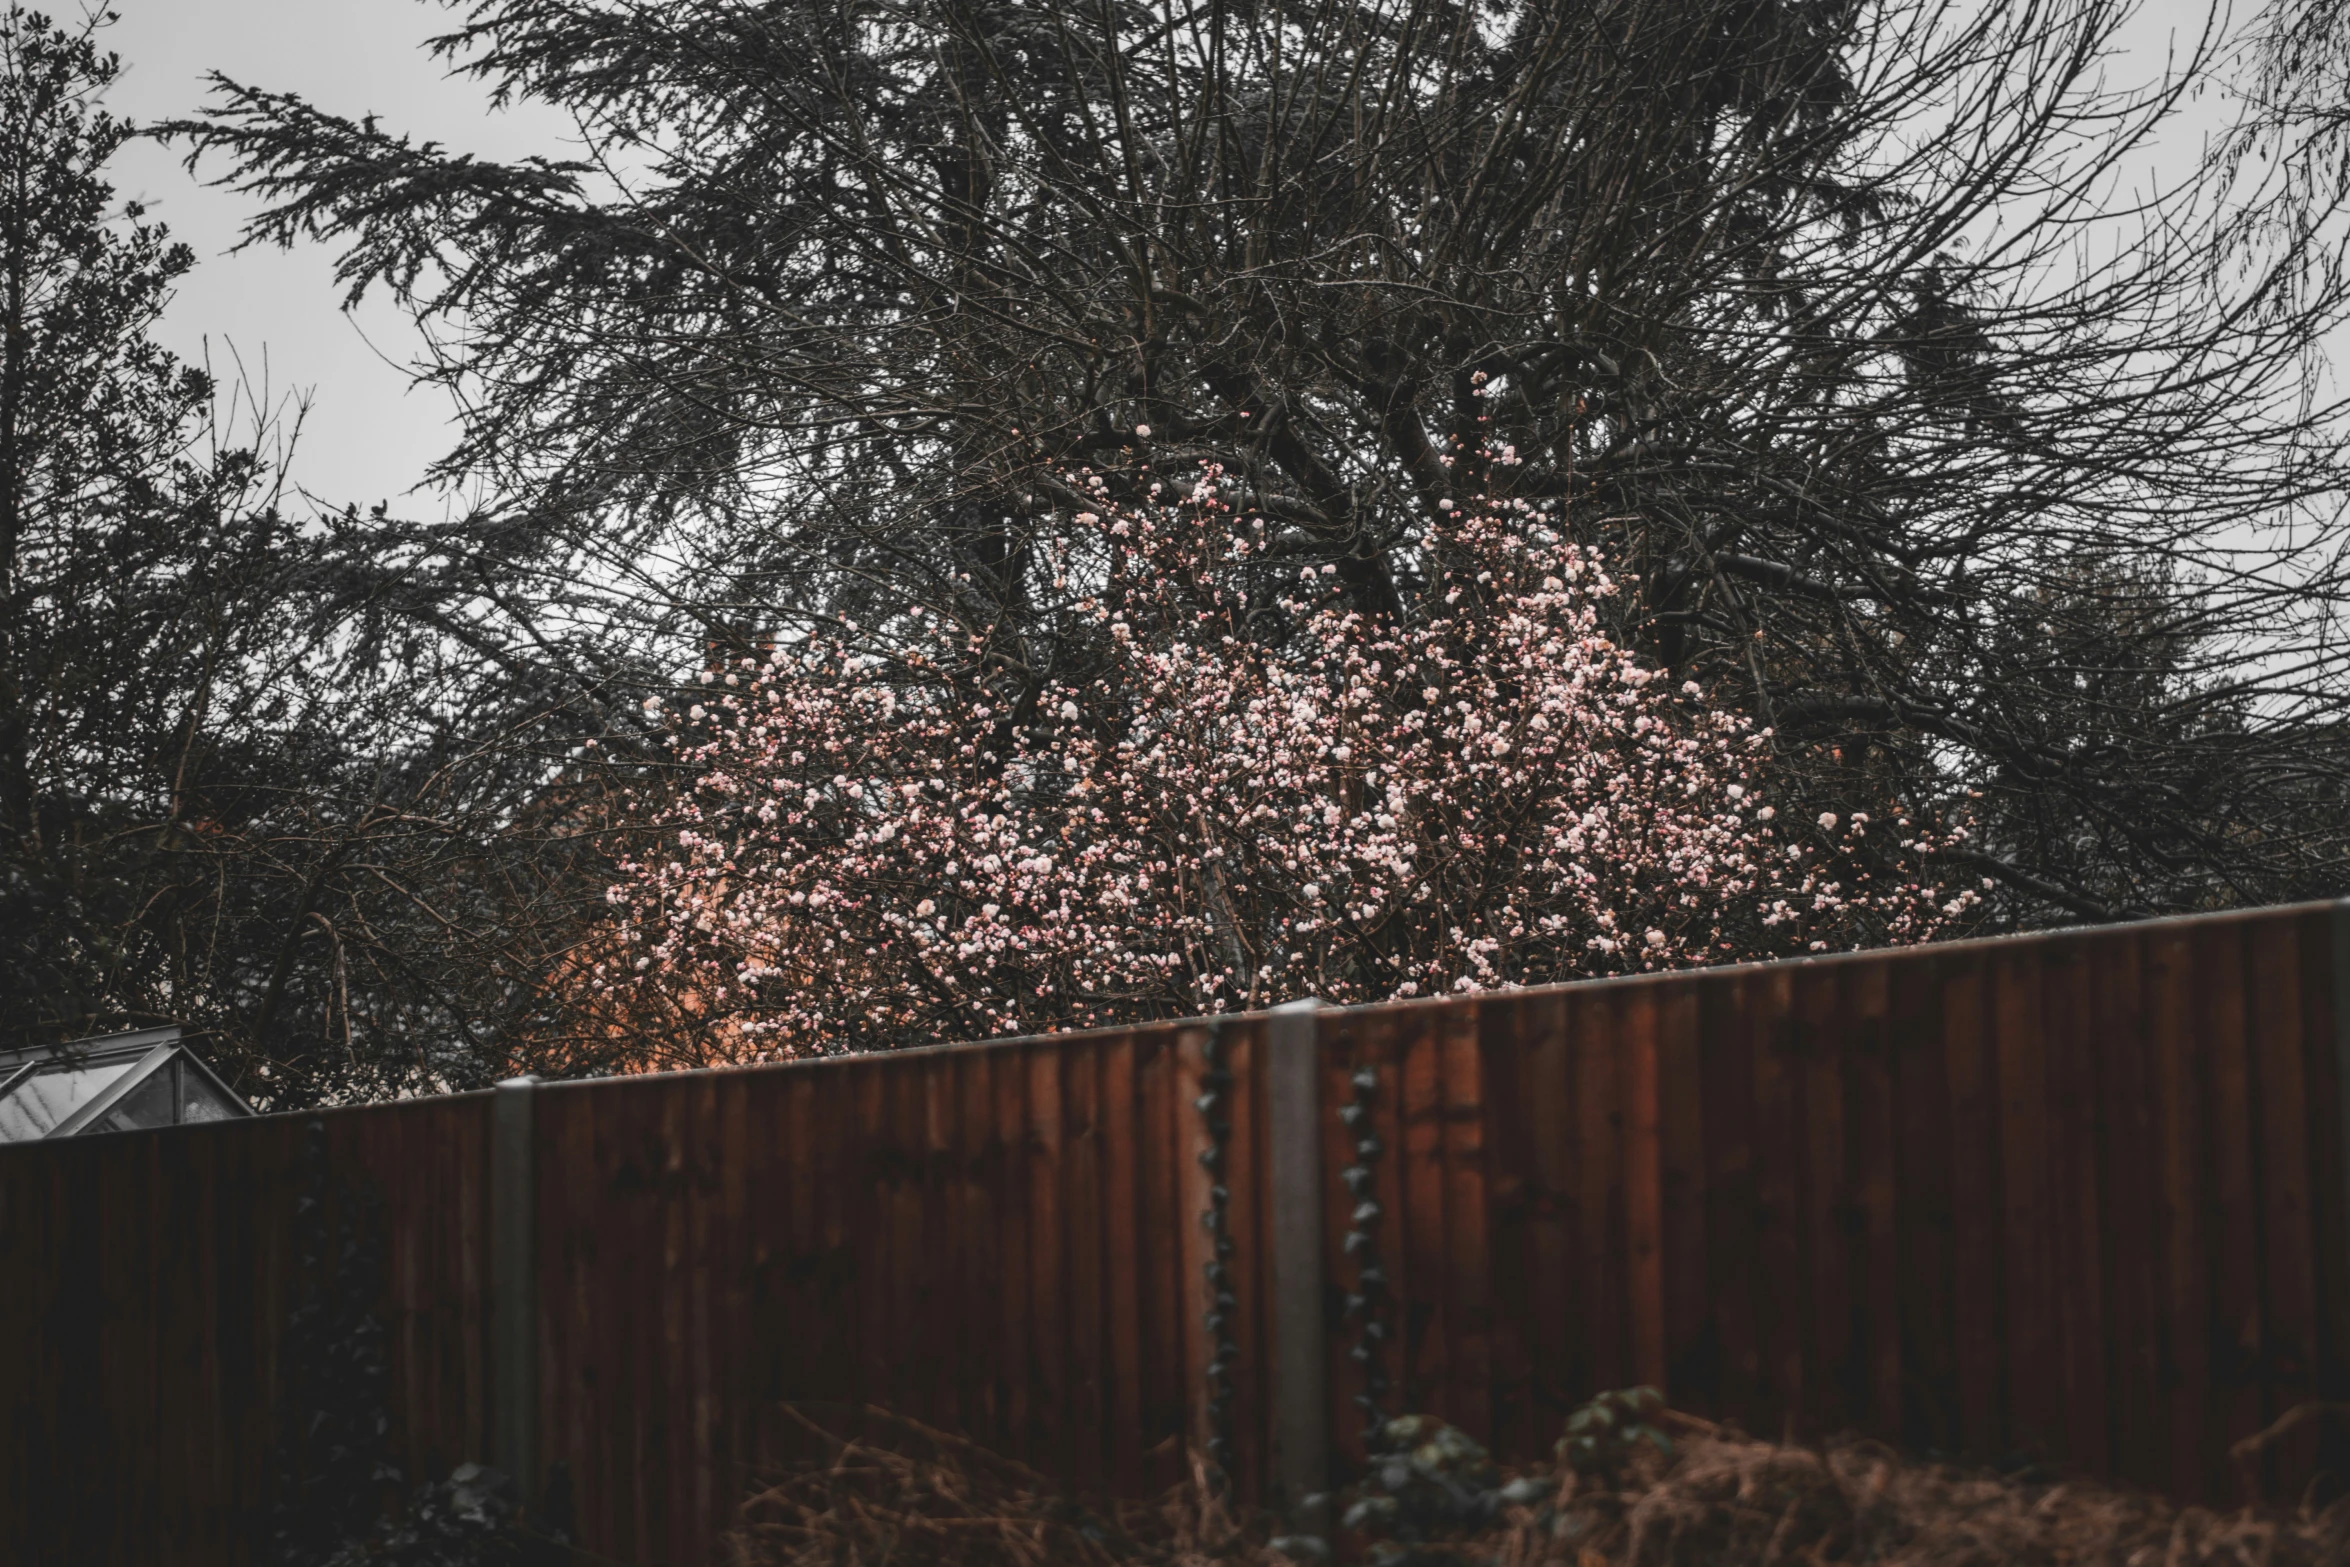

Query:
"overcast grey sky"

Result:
[[95, 0, 2238, 521], [104, 0, 568, 516]]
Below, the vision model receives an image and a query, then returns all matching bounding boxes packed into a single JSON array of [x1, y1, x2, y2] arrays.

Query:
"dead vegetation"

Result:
[[729, 1405, 2350, 1567], [1515, 1422, 2350, 1567], [726, 1409, 1292, 1567]]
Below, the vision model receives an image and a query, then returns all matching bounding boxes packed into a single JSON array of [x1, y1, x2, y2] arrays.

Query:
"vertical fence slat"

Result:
[[1699, 971, 1763, 1435], [1101, 1034, 1145, 1495], [1136, 1031, 1186, 1490], [1887, 952, 1955, 1458], [2094, 930, 2164, 1492], [1439, 1001, 1494, 1443], [716, 1069, 756, 1533], [2146, 923, 2216, 1499], [2203, 922, 2268, 1493], [1176, 1025, 1219, 1463], [538, 1089, 586, 1546], [2308, 907, 2350, 1479], [1024, 1047, 1070, 1472], [18, 901, 2350, 1567], [2332, 903, 2350, 1398], [1657, 981, 1708, 1420], [1621, 985, 1667, 1396], [1748, 967, 1806, 1437], [1570, 986, 1633, 1402], [2250, 914, 2321, 1449], [1514, 994, 1575, 1433], [689, 1075, 724, 1562], [779, 1066, 825, 1446], [985, 1045, 1030, 1458], [1320, 1011, 1364, 1466], [1479, 997, 1540, 1460], [491, 1078, 538, 1509], [1227, 1020, 1273, 1504], [1268, 1000, 1327, 1527], [1797, 965, 1851, 1435], [1994, 943, 2060, 1461], [851, 1061, 894, 1466], [1939, 950, 2003, 1460], [952, 1048, 1001, 1450], [1065, 1040, 1110, 1494], [1397, 1006, 1451, 1418], [2044, 937, 2111, 1477], [1365, 1007, 1415, 1437], [1847, 960, 1904, 1443]]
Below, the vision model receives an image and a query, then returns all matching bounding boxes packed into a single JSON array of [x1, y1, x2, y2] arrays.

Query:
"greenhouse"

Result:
[[0, 1026, 252, 1141]]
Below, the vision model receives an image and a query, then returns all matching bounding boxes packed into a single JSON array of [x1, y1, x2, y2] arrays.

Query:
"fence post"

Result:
[[492, 1075, 540, 1512], [1268, 999, 1330, 1537], [2335, 904, 2350, 1294]]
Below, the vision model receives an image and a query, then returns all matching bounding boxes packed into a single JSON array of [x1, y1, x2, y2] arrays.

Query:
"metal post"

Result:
[[1267, 999, 1330, 1537], [492, 1075, 540, 1510]]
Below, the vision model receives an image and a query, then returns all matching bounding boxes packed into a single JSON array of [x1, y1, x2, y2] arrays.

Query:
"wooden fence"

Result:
[[5, 900, 2349, 1564]]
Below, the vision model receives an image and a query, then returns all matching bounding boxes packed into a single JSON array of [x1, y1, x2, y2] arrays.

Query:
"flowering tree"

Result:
[[603, 482, 1975, 1056]]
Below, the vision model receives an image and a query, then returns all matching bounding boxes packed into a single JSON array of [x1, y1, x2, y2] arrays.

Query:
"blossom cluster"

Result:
[[605, 483, 1975, 1055]]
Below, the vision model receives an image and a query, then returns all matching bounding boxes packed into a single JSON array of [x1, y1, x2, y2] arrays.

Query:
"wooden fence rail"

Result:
[[5, 901, 2348, 1564]]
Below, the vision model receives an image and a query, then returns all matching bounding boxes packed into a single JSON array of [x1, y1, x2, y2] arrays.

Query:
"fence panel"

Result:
[[1313, 907, 2349, 1506], [526, 1018, 1261, 1566], [0, 1094, 489, 1565], [3, 903, 2348, 1562]]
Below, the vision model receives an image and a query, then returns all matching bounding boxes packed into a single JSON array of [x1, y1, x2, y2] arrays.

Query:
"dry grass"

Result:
[[1500, 1419, 2350, 1567], [724, 1409, 1291, 1567], [726, 1407, 2350, 1567]]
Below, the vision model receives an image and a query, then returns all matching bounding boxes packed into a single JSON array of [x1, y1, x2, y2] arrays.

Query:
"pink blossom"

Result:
[[605, 476, 1972, 1057]]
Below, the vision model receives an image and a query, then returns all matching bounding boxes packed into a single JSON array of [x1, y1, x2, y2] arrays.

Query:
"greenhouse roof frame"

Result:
[[0, 1027, 254, 1141]]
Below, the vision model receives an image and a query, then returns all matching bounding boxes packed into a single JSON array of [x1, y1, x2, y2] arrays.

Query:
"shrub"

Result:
[[610, 485, 1971, 1057]]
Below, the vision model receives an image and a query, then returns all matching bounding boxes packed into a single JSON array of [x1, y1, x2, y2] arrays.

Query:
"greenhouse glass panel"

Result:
[[179, 1066, 239, 1124], [0, 1027, 251, 1141], [95, 1068, 177, 1133], [0, 1059, 139, 1141]]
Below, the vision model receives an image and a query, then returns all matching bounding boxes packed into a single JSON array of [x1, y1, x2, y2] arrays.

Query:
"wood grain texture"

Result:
[[2148, 923, 2217, 1499], [2092, 931, 2163, 1491], [1570, 984, 1634, 1402], [1888, 950, 1957, 1459], [2199, 922, 2268, 1496], [1699, 972, 1764, 1436], [1364, 1007, 1415, 1444], [1223, 1018, 1273, 1504], [1439, 1002, 1494, 1441], [2042, 936, 2110, 1477], [2249, 917, 2320, 1416], [1479, 995, 1541, 1460], [2300, 908, 2350, 1488], [1621, 985, 1667, 1395], [1993, 942, 2060, 1460], [8, 903, 2350, 1561], [1845, 960, 1903, 1444], [1657, 981, 1710, 1417]]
